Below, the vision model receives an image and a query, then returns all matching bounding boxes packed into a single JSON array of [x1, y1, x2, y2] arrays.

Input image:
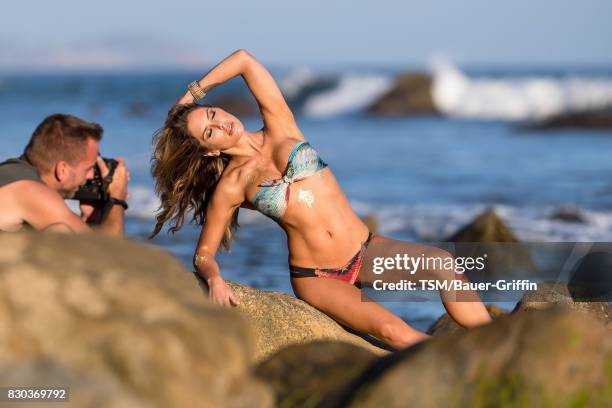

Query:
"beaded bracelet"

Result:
[[188, 80, 206, 101]]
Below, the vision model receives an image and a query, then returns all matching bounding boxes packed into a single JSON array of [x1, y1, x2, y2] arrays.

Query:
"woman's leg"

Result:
[[368, 235, 493, 328], [438, 271, 494, 327], [291, 276, 430, 350]]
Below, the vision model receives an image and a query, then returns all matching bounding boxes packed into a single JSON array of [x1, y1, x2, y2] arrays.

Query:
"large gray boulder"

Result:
[[344, 307, 612, 407], [0, 232, 273, 408], [514, 281, 612, 326], [255, 341, 378, 407]]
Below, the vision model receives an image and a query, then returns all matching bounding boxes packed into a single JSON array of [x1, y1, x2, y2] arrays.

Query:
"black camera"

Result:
[[73, 157, 127, 224]]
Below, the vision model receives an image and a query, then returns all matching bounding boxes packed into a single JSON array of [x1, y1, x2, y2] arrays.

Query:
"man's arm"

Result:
[[96, 158, 128, 237], [16, 181, 91, 233], [99, 203, 124, 237]]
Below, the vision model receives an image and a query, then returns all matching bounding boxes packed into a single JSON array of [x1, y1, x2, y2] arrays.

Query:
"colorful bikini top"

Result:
[[253, 140, 328, 222]]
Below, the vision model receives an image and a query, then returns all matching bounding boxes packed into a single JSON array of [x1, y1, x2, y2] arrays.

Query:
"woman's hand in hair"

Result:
[[207, 276, 240, 307], [176, 91, 194, 105]]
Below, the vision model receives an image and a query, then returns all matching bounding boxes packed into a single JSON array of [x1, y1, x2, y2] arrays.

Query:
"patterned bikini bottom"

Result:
[[289, 231, 375, 286]]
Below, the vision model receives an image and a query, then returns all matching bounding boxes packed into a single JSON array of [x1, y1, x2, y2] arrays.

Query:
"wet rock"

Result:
[[284, 76, 338, 111], [446, 208, 519, 243], [513, 280, 612, 324], [427, 304, 509, 336], [344, 307, 612, 407], [568, 249, 612, 303], [0, 232, 273, 408], [525, 107, 612, 130], [445, 208, 537, 276], [255, 341, 377, 407], [367, 72, 439, 116], [550, 205, 588, 223]]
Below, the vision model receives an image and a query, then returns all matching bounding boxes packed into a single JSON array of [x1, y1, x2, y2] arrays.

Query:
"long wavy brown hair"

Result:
[[149, 103, 240, 251]]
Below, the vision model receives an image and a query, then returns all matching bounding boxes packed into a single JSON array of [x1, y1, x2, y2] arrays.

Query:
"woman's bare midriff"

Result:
[[245, 167, 370, 269]]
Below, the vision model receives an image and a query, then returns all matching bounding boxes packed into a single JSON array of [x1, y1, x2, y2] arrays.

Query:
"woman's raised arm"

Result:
[[178, 49, 295, 127]]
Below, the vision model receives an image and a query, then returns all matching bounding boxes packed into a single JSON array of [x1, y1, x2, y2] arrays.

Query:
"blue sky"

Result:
[[1, 0, 610, 70]]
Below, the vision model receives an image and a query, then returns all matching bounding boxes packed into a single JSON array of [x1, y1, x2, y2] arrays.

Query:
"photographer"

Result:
[[0, 114, 129, 236]]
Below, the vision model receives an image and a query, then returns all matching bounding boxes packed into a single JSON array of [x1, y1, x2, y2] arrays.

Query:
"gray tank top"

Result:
[[0, 155, 42, 187]]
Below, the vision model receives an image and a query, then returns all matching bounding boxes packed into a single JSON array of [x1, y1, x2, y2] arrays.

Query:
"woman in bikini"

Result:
[[150, 49, 492, 349]]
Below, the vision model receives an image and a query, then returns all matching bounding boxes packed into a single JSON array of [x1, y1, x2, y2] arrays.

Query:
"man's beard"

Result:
[[59, 186, 79, 199]]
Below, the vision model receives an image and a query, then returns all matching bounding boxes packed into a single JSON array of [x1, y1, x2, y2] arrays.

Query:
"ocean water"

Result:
[[1, 63, 611, 330]]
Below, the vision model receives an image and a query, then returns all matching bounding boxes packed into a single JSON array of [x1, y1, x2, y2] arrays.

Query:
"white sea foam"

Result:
[[126, 185, 162, 219], [279, 67, 320, 99], [352, 200, 612, 242], [66, 184, 163, 220], [291, 61, 612, 120], [124, 185, 612, 242], [431, 58, 612, 121], [302, 74, 393, 118], [124, 184, 269, 224]]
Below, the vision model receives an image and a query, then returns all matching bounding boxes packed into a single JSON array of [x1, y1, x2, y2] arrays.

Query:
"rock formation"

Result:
[[0, 232, 272, 408]]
